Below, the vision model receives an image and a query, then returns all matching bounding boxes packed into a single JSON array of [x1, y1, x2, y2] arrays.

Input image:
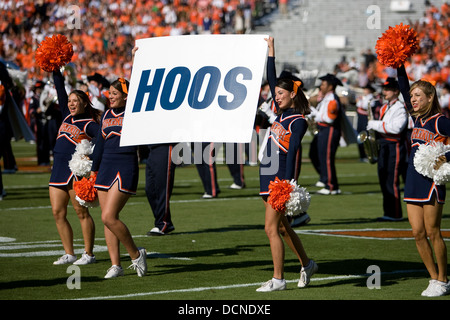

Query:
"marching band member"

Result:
[[309, 73, 343, 195], [195, 142, 220, 198], [145, 143, 176, 235], [366, 77, 408, 221], [356, 84, 381, 162]]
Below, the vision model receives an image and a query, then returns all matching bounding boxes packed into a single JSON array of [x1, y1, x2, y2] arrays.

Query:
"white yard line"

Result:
[[71, 269, 426, 300]]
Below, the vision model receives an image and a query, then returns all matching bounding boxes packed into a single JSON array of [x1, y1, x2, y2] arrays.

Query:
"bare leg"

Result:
[[49, 186, 74, 255], [279, 216, 310, 267], [408, 202, 441, 280], [423, 201, 447, 282], [263, 199, 284, 279], [98, 182, 139, 262], [68, 186, 95, 255]]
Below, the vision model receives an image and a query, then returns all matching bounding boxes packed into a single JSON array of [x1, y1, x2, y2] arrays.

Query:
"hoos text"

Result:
[[132, 66, 253, 112]]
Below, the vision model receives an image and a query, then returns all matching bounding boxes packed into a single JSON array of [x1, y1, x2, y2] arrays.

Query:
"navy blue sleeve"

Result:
[[397, 65, 413, 114], [267, 56, 279, 112], [284, 118, 307, 180], [52, 70, 69, 118], [86, 121, 100, 144], [437, 116, 450, 161], [437, 116, 450, 141]]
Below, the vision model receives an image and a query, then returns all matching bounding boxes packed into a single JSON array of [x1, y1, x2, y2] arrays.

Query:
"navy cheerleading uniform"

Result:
[[91, 107, 138, 194], [398, 66, 450, 204], [259, 56, 308, 196], [49, 70, 99, 186]]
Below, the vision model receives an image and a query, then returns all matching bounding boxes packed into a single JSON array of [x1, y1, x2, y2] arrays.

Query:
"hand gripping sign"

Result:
[[120, 34, 268, 146]]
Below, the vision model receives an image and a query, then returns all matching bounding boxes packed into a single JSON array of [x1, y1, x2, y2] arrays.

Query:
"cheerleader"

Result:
[[50, 69, 101, 265], [90, 78, 147, 278], [397, 65, 450, 297], [256, 37, 317, 292]]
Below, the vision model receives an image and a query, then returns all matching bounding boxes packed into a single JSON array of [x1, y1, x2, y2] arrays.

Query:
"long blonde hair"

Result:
[[409, 80, 441, 119]]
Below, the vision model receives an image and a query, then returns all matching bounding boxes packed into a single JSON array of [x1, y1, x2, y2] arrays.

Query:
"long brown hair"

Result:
[[70, 89, 101, 123], [275, 78, 310, 116], [409, 80, 441, 119]]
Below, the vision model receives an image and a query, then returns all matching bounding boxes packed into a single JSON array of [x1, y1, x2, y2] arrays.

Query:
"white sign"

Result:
[[120, 34, 268, 146]]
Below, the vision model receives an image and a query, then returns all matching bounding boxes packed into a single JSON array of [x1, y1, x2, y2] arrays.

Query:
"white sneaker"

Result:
[[256, 278, 286, 292], [314, 181, 325, 188], [128, 248, 147, 277], [298, 260, 318, 288], [73, 252, 96, 265], [104, 265, 124, 279], [229, 183, 244, 190], [421, 280, 437, 296], [53, 254, 77, 265], [316, 188, 341, 195], [423, 280, 450, 297]]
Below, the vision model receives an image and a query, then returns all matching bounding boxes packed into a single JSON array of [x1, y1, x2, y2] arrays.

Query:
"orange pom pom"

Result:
[[375, 23, 419, 68], [73, 173, 97, 202], [35, 34, 74, 72], [267, 177, 293, 213]]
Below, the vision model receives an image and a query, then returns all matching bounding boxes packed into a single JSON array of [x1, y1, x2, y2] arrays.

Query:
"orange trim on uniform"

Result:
[[326, 127, 334, 191], [393, 142, 401, 218], [209, 143, 218, 197], [404, 183, 443, 203], [165, 145, 173, 215], [327, 100, 338, 121]]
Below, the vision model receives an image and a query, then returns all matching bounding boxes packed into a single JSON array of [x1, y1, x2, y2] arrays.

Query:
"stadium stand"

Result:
[[0, 0, 449, 99]]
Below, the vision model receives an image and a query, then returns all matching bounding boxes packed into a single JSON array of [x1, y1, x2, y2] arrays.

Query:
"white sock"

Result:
[[272, 277, 285, 284]]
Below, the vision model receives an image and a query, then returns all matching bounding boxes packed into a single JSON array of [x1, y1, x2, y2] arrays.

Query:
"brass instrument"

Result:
[[357, 102, 378, 164], [306, 104, 319, 136], [306, 115, 319, 136]]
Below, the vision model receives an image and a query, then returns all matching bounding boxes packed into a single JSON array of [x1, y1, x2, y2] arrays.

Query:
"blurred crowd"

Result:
[[333, 2, 450, 91], [0, 0, 262, 81], [0, 0, 449, 172]]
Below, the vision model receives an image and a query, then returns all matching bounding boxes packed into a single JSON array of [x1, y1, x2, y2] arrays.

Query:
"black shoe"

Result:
[[376, 216, 404, 222], [290, 212, 311, 227]]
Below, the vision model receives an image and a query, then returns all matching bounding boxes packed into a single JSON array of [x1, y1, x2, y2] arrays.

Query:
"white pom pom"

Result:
[[76, 139, 94, 156], [413, 144, 435, 179], [285, 180, 311, 216], [413, 141, 450, 185], [75, 195, 99, 208], [433, 162, 450, 185], [69, 139, 94, 177]]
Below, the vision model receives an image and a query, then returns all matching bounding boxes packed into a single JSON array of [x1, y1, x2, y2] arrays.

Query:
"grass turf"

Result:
[[0, 137, 449, 302]]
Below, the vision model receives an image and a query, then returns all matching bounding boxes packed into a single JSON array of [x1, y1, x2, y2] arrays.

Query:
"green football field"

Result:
[[1, 137, 449, 303]]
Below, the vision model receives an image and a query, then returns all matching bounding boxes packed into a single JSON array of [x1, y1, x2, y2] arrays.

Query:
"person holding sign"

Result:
[[91, 78, 147, 278], [257, 37, 317, 292]]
